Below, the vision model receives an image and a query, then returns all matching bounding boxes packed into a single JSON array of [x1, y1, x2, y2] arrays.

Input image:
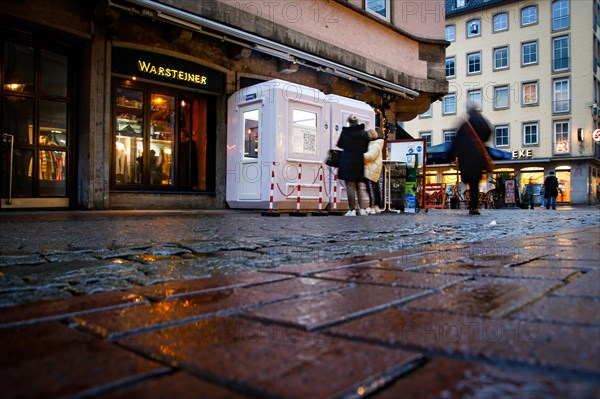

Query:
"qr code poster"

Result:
[[290, 125, 318, 157]]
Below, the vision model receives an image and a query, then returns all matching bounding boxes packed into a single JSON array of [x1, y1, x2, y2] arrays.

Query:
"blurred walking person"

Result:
[[337, 115, 370, 216], [449, 106, 493, 215]]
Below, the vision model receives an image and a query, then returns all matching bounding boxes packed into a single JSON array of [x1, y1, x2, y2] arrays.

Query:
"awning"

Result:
[[426, 143, 512, 165], [395, 123, 414, 139]]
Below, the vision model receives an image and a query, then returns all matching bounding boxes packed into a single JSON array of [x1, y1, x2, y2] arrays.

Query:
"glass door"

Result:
[[1, 41, 71, 208]]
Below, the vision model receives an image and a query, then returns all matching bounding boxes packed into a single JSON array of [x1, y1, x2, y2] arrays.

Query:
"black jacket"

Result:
[[544, 175, 559, 198], [336, 124, 369, 181], [449, 111, 492, 183]]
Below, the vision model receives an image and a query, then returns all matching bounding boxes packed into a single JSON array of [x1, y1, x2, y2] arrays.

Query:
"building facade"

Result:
[[0, 0, 448, 210], [404, 0, 600, 205]]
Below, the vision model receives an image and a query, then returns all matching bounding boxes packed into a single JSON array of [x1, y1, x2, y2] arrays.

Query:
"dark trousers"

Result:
[[367, 180, 382, 208], [468, 181, 479, 211]]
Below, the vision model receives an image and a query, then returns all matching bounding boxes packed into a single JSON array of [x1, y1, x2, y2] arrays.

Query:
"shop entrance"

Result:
[[1, 39, 73, 209], [111, 79, 216, 193]]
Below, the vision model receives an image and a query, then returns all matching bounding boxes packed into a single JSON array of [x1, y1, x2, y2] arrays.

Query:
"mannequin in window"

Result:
[[115, 140, 127, 183], [39, 135, 58, 180], [158, 146, 172, 182]]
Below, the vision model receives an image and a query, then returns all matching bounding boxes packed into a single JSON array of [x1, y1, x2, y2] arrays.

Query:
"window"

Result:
[[445, 25, 456, 42], [552, 0, 569, 31], [2, 42, 72, 203], [443, 94, 456, 115], [420, 132, 432, 147], [521, 5, 538, 26], [553, 78, 570, 113], [554, 120, 570, 154], [366, 0, 390, 20], [494, 86, 509, 109], [467, 89, 482, 110], [522, 81, 539, 106], [467, 52, 481, 74], [446, 57, 456, 78], [494, 47, 509, 70], [522, 41, 538, 66], [113, 83, 215, 191], [444, 130, 456, 143], [419, 105, 432, 118], [467, 19, 481, 37], [456, 0, 466, 7], [523, 122, 539, 145], [552, 36, 570, 72], [495, 125, 509, 147], [493, 13, 508, 32]]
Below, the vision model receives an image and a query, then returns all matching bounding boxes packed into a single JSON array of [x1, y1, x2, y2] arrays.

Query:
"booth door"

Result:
[[239, 107, 261, 200]]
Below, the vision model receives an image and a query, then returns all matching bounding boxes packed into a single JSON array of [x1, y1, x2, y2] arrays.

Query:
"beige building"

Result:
[[404, 0, 600, 205], [0, 0, 447, 210]]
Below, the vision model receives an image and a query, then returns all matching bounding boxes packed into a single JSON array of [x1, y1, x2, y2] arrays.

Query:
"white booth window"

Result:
[[290, 108, 318, 158], [243, 109, 259, 159]]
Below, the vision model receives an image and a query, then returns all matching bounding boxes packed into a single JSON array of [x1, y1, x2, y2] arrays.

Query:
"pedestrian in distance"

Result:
[[525, 178, 536, 209], [337, 115, 370, 216], [449, 106, 493, 215], [544, 171, 559, 210], [364, 129, 384, 214]]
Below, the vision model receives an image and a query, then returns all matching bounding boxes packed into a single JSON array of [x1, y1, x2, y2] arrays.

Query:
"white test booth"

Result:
[[226, 79, 375, 210]]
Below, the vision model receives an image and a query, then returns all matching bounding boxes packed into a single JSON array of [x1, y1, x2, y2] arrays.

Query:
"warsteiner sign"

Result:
[[112, 48, 224, 94]]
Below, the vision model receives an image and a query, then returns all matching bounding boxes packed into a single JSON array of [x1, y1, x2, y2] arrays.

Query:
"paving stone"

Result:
[[539, 250, 600, 262], [403, 277, 563, 317], [511, 295, 600, 326], [0, 290, 147, 328], [119, 316, 423, 399], [0, 322, 168, 399], [421, 262, 578, 280], [73, 278, 343, 339], [518, 258, 594, 270], [313, 267, 467, 289], [552, 269, 600, 298], [371, 357, 600, 399], [131, 271, 289, 301], [94, 371, 251, 399], [243, 284, 426, 330], [328, 308, 600, 374], [260, 256, 377, 276]]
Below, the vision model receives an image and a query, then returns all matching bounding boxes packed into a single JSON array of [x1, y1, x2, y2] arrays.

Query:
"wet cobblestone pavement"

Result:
[[0, 207, 599, 398]]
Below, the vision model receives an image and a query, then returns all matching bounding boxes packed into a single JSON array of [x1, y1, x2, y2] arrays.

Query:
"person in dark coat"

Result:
[[337, 115, 370, 216], [544, 171, 559, 210], [449, 107, 493, 215]]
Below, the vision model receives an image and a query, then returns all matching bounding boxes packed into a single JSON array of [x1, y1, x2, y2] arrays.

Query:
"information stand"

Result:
[[384, 139, 427, 212]]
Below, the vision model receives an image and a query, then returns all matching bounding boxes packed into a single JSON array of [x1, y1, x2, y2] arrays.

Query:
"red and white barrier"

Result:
[[311, 165, 328, 216], [261, 162, 280, 217], [289, 163, 307, 216]]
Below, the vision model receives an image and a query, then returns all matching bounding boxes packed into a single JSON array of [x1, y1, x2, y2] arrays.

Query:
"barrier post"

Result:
[[328, 172, 344, 215], [289, 163, 308, 217], [261, 161, 281, 217], [311, 164, 328, 216]]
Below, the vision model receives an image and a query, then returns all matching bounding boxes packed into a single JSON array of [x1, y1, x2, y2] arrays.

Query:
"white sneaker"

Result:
[[358, 209, 368, 216], [373, 205, 382, 214], [344, 210, 356, 216], [366, 207, 375, 215]]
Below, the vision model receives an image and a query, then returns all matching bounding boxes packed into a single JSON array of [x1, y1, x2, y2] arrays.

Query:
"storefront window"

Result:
[[2, 40, 71, 206], [112, 81, 214, 191], [556, 167, 571, 202]]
